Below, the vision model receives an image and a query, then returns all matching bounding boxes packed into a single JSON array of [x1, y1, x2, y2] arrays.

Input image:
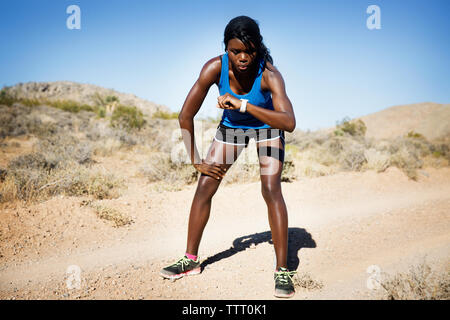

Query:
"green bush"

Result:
[[97, 106, 106, 118], [0, 89, 17, 106], [110, 105, 146, 130], [105, 95, 119, 104], [334, 117, 367, 137], [92, 92, 119, 107], [407, 131, 425, 139]]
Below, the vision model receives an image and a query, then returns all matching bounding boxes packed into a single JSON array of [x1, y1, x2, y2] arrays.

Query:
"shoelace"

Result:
[[173, 256, 192, 272], [275, 269, 297, 285]]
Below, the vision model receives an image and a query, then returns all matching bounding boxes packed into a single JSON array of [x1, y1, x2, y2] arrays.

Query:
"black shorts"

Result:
[[214, 123, 285, 148]]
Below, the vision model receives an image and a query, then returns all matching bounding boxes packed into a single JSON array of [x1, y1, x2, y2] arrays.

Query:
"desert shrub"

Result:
[[321, 137, 367, 171], [55, 164, 123, 200], [152, 110, 180, 120], [92, 92, 107, 106], [138, 152, 198, 186], [322, 137, 344, 156], [0, 167, 6, 182], [110, 105, 146, 130], [92, 93, 119, 107], [334, 117, 367, 137], [425, 142, 450, 166], [364, 148, 390, 172], [434, 143, 450, 161], [0, 175, 17, 203], [92, 93, 118, 118], [386, 138, 425, 180], [281, 160, 296, 182], [0, 89, 15, 106], [86, 119, 138, 149], [291, 131, 329, 151], [91, 204, 133, 228], [285, 144, 299, 158], [340, 145, 367, 171], [92, 137, 123, 156], [404, 135, 434, 157], [96, 106, 106, 118], [2, 130, 125, 202], [35, 135, 93, 166], [0, 87, 104, 118], [46, 99, 94, 113], [0, 104, 38, 138], [432, 151, 442, 158], [281, 145, 299, 182], [389, 148, 422, 180], [105, 95, 119, 104], [3, 158, 123, 203], [377, 261, 450, 300], [288, 134, 337, 177], [293, 272, 324, 291], [0, 103, 102, 139], [407, 131, 425, 139], [286, 115, 450, 179]]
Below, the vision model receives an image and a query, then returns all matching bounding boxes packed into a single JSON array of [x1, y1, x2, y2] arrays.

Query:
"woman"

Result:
[[160, 16, 297, 298]]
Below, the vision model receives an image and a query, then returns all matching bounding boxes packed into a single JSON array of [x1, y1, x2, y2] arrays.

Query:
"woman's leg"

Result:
[[185, 139, 245, 256], [257, 136, 288, 270]]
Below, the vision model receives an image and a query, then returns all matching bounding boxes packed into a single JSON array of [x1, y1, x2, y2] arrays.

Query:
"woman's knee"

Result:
[[195, 174, 221, 200], [261, 181, 282, 202]]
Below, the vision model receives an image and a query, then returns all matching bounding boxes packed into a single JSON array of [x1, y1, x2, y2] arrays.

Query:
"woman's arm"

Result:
[[178, 56, 227, 179], [217, 65, 296, 132]]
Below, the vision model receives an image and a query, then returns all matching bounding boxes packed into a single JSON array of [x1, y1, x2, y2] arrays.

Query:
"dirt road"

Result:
[[1, 166, 449, 300]]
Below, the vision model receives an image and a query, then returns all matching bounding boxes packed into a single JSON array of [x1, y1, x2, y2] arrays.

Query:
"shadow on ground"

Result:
[[201, 228, 316, 271]]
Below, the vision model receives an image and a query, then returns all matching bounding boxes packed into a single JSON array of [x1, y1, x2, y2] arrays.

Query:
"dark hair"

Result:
[[224, 16, 273, 72]]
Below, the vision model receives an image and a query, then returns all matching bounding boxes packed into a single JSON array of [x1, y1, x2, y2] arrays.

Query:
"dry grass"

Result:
[[1, 159, 124, 203], [152, 110, 180, 120], [0, 127, 124, 203], [286, 120, 450, 180], [137, 152, 199, 191], [79, 199, 134, 227], [377, 260, 450, 300], [92, 204, 134, 228], [293, 272, 324, 291]]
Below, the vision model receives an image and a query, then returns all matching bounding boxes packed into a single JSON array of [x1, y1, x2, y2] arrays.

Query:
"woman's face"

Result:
[[226, 38, 257, 73]]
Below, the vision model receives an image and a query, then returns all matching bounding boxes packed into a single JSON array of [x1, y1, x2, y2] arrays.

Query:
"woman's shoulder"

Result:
[[261, 61, 282, 91], [199, 55, 223, 86]]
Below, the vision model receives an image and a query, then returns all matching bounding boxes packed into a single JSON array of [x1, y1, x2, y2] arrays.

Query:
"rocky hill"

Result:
[[358, 102, 450, 141], [2, 81, 171, 116]]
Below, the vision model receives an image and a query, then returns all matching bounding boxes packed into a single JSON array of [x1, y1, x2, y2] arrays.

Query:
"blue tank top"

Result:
[[218, 52, 274, 129]]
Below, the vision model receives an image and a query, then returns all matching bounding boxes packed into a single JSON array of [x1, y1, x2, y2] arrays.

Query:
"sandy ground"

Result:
[[0, 158, 449, 300]]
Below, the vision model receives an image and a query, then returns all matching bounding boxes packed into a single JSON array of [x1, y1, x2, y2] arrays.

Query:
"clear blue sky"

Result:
[[1, 0, 449, 130]]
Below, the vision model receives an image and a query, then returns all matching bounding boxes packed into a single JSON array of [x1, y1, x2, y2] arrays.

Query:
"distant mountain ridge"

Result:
[[319, 102, 450, 141], [357, 102, 450, 141], [2, 81, 171, 116]]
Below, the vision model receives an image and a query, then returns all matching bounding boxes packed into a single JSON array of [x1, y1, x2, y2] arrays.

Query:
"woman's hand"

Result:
[[216, 93, 241, 110], [194, 159, 227, 180]]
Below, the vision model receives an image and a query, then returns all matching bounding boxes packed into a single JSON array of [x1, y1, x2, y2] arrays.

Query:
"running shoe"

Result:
[[160, 255, 201, 280], [274, 267, 296, 298]]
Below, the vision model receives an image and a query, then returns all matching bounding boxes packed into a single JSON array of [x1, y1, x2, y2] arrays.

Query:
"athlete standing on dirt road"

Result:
[[160, 16, 297, 298]]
